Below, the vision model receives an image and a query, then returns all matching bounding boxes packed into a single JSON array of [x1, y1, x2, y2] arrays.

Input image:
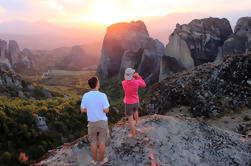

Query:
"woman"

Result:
[[122, 68, 146, 138]]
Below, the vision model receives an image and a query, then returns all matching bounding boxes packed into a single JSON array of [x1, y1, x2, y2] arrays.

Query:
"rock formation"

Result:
[[216, 17, 251, 62], [14, 48, 35, 72], [8, 40, 20, 65], [165, 17, 232, 70], [97, 20, 165, 84], [142, 54, 251, 118], [0, 39, 7, 58], [55, 45, 100, 71], [0, 39, 13, 72], [0, 39, 34, 73], [33, 115, 251, 166]]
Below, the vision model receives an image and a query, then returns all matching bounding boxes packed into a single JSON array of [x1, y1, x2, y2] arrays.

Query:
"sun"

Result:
[[82, 1, 132, 25]]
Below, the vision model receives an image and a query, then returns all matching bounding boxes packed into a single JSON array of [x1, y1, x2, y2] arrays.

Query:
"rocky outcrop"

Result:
[[0, 66, 52, 99], [0, 39, 14, 72], [34, 115, 251, 166], [0, 39, 7, 58], [8, 40, 20, 65], [14, 48, 35, 72], [141, 54, 251, 118], [165, 17, 232, 70], [216, 17, 251, 62], [0, 39, 34, 73], [97, 21, 165, 84]]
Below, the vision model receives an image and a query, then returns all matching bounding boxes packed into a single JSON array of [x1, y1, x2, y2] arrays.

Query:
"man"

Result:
[[81, 76, 109, 165], [122, 68, 146, 138]]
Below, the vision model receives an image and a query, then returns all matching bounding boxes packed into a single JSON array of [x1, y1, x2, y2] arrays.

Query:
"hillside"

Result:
[[142, 54, 251, 118], [0, 65, 53, 99]]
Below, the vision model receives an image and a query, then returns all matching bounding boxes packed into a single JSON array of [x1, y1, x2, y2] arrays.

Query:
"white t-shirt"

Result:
[[81, 91, 110, 122]]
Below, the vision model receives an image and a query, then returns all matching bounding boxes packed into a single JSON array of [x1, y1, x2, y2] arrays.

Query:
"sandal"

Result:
[[128, 133, 137, 138], [91, 160, 98, 165]]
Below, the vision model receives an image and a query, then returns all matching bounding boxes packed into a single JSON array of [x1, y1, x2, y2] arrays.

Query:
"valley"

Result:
[[0, 11, 250, 166]]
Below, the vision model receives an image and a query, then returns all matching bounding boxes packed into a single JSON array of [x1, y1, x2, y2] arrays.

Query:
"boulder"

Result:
[[18, 90, 27, 99], [166, 17, 233, 69], [34, 115, 251, 166], [42, 88, 52, 98], [216, 17, 251, 62], [97, 20, 165, 84]]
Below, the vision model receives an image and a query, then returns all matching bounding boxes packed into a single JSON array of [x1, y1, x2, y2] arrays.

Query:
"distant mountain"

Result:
[[0, 20, 105, 50], [54, 42, 102, 70]]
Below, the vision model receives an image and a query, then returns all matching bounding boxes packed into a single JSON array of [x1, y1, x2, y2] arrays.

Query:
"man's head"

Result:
[[88, 76, 100, 90]]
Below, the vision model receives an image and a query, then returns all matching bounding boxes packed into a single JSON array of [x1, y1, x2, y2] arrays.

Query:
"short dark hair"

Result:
[[88, 76, 98, 89]]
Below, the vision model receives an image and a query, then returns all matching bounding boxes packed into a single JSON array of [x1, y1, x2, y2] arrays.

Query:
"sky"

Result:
[[0, 0, 250, 50], [0, 0, 250, 26]]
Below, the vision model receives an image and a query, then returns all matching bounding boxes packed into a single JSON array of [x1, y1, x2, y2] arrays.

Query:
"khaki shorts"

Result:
[[125, 103, 139, 116], [88, 120, 109, 144]]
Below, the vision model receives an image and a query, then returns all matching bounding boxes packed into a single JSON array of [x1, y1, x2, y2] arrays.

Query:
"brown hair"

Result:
[[88, 76, 98, 89]]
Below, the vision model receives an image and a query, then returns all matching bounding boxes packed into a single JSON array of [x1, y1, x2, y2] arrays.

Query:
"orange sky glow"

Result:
[[0, 0, 250, 27]]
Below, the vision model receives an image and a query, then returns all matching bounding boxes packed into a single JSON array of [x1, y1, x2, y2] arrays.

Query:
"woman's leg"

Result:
[[133, 110, 139, 126], [127, 115, 136, 137]]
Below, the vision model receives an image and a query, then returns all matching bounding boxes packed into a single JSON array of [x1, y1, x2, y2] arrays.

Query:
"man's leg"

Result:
[[99, 143, 106, 162], [91, 142, 98, 162], [88, 123, 98, 163], [127, 115, 136, 137], [133, 110, 139, 126], [99, 121, 109, 163]]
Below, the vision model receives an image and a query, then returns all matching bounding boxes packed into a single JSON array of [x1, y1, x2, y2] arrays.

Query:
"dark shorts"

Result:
[[125, 103, 139, 116], [88, 120, 109, 144]]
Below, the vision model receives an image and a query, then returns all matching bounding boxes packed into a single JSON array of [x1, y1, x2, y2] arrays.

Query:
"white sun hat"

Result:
[[125, 68, 135, 80]]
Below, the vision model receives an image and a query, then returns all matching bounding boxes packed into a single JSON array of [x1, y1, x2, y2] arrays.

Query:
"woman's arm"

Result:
[[134, 73, 146, 87]]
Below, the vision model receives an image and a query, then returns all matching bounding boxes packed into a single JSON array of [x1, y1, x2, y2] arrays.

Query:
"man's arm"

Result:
[[80, 95, 87, 113], [80, 107, 87, 113], [103, 94, 110, 114], [103, 107, 109, 114]]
